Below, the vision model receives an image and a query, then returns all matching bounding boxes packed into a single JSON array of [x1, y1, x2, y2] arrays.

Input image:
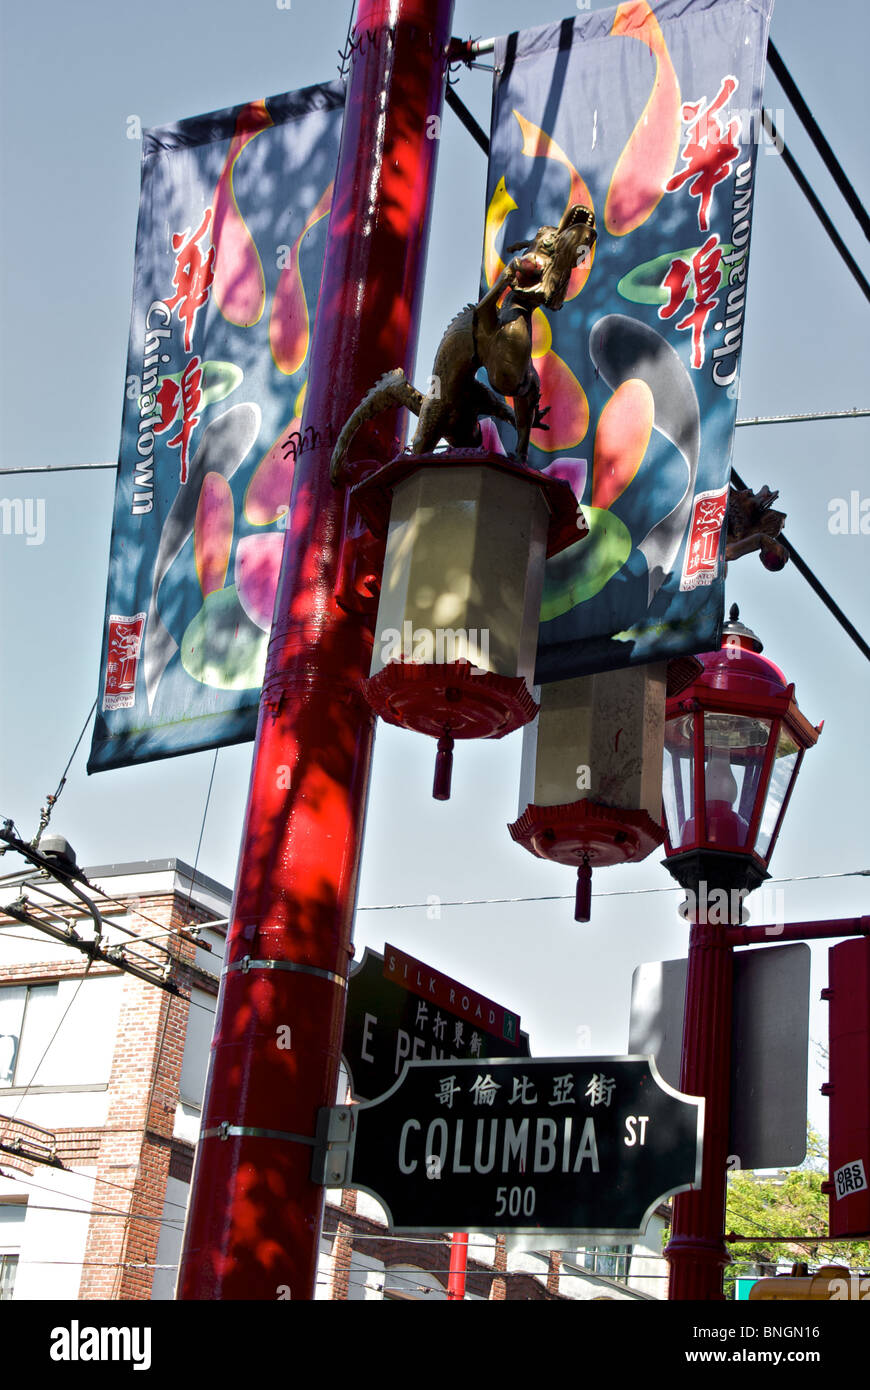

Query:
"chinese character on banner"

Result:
[[680, 484, 730, 591], [659, 235, 723, 369], [165, 208, 216, 353], [667, 77, 741, 232], [165, 356, 205, 483]]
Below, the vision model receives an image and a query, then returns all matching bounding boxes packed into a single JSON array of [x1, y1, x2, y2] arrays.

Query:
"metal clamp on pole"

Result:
[[311, 1105, 355, 1187]]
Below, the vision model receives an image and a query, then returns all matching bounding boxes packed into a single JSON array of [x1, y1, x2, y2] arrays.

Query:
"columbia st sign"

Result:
[[324, 1056, 703, 1235]]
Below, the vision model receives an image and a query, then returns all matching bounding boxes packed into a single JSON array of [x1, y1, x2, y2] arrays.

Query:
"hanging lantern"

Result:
[[508, 661, 687, 921], [662, 605, 821, 899], [349, 450, 581, 798]]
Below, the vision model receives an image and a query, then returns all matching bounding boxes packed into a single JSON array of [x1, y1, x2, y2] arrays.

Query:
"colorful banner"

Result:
[[485, 0, 774, 682], [89, 84, 344, 772]]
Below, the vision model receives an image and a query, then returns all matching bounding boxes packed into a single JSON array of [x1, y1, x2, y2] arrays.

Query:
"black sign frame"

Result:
[[338, 1055, 703, 1236]]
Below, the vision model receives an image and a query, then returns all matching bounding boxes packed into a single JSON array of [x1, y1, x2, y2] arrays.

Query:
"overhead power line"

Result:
[[444, 83, 490, 153], [731, 466, 870, 665], [4, 409, 866, 482], [0, 461, 117, 476], [735, 408, 870, 427], [766, 40, 870, 242], [32, 699, 97, 847], [355, 867, 868, 913], [761, 110, 870, 304]]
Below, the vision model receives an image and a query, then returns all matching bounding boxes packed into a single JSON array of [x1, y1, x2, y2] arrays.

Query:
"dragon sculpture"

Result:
[[329, 204, 597, 481]]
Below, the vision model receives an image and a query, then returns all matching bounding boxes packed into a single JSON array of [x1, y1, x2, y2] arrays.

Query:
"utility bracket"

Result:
[[311, 1105, 356, 1187]]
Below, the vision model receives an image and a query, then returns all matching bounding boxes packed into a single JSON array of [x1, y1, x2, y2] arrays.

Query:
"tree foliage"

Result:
[[725, 1128, 870, 1286]]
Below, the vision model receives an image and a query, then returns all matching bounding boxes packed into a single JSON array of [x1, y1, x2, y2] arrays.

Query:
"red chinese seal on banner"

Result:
[[680, 485, 729, 591], [103, 614, 147, 710]]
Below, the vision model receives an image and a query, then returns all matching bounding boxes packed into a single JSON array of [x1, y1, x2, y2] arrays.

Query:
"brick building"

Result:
[[0, 857, 227, 1301], [0, 856, 667, 1301]]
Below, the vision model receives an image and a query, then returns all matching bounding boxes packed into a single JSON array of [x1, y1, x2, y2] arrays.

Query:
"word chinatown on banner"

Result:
[[90, 85, 344, 772], [485, 0, 774, 681]]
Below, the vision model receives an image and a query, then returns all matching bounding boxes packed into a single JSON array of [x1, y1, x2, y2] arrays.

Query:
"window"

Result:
[[0, 1254, 18, 1300], [0, 1204, 26, 1301], [0, 977, 122, 1089], [579, 1244, 632, 1283]]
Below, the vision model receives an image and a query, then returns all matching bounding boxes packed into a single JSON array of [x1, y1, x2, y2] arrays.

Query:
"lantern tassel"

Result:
[[433, 732, 454, 801], [575, 858, 592, 923]]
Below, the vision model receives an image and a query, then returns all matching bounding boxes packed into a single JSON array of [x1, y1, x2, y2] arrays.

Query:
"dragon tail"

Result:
[[330, 368, 423, 481]]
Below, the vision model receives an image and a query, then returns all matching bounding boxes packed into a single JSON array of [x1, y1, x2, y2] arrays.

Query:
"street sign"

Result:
[[342, 944, 530, 1101], [323, 1056, 702, 1234], [629, 944, 810, 1169]]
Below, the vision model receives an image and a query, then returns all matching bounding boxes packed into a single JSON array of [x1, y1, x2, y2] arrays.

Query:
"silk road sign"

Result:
[[318, 1056, 702, 1234], [342, 944, 530, 1101]]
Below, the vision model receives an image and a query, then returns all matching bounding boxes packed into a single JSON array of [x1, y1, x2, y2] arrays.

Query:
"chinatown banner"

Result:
[[89, 84, 344, 772], [485, 0, 775, 682]]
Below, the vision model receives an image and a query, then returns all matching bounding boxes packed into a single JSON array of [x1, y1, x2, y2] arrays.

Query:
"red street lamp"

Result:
[[662, 604, 821, 906], [662, 605, 821, 1301]]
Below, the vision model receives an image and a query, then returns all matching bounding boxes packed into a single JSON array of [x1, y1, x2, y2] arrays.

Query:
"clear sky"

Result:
[[0, 0, 867, 1146]]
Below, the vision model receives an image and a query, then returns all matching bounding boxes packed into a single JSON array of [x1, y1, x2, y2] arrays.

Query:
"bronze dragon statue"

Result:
[[329, 204, 597, 481]]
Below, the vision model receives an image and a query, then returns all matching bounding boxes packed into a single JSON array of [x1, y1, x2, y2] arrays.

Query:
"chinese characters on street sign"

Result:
[[342, 944, 529, 1102]]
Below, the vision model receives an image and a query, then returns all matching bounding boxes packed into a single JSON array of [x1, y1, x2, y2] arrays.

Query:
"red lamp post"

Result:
[[662, 605, 821, 1300]]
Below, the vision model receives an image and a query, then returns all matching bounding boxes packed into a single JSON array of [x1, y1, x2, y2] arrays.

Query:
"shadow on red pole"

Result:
[[177, 0, 456, 1301]]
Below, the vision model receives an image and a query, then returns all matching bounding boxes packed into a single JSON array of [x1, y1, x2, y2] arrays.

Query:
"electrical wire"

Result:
[[354, 866, 868, 913], [6, 1162, 191, 1213], [766, 40, 870, 242], [183, 750, 218, 919], [2, 826, 228, 955], [0, 962, 93, 1145], [0, 461, 117, 476], [762, 110, 870, 304], [0, 1196, 184, 1229], [2, 407, 867, 479], [444, 84, 490, 151], [734, 407, 870, 426], [32, 700, 97, 848], [731, 464, 870, 665]]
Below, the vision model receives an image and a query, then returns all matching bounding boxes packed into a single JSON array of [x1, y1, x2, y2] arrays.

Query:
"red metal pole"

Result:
[[447, 1232, 468, 1300], [665, 908, 735, 1300], [177, 0, 455, 1301], [726, 915, 870, 946]]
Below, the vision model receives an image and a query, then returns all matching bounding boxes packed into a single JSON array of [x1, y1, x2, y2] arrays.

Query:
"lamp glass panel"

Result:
[[702, 712, 771, 850], [663, 719, 696, 847], [755, 729, 801, 860]]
